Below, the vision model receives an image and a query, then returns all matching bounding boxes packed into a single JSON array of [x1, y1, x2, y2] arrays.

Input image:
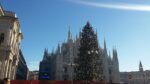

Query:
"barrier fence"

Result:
[[11, 80, 121, 84]]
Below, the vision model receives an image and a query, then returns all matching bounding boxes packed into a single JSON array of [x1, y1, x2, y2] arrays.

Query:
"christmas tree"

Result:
[[75, 22, 104, 82]]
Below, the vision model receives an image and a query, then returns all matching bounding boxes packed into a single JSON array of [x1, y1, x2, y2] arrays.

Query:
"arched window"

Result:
[[63, 67, 67, 73], [0, 33, 4, 45], [109, 69, 112, 74]]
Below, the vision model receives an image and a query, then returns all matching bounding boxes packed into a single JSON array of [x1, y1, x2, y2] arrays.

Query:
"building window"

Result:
[[109, 69, 112, 74], [0, 33, 4, 45], [63, 67, 67, 73]]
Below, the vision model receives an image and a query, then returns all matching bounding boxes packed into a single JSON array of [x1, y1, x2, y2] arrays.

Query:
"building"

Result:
[[120, 61, 150, 84], [0, 5, 23, 80], [29, 71, 39, 80], [39, 49, 53, 80], [39, 23, 120, 83], [16, 50, 29, 80]]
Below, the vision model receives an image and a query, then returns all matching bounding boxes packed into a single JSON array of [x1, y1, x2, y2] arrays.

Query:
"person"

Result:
[[3, 78, 10, 84]]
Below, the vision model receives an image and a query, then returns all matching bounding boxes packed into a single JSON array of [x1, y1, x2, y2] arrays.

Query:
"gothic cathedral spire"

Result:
[[139, 61, 143, 72], [112, 48, 120, 83], [68, 26, 72, 41], [112, 48, 118, 64], [57, 43, 61, 54], [43, 48, 48, 61], [104, 38, 107, 54]]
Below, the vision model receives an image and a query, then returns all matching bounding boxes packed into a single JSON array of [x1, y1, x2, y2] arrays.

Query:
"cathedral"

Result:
[[39, 23, 120, 83]]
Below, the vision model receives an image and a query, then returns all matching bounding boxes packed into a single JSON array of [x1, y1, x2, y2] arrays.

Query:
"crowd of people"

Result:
[[0, 78, 10, 84]]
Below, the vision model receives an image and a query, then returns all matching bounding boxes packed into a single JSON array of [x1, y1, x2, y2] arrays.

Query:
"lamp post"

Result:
[[67, 63, 76, 84]]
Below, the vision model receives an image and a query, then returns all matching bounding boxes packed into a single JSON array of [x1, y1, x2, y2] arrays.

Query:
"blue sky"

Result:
[[1, 0, 150, 72]]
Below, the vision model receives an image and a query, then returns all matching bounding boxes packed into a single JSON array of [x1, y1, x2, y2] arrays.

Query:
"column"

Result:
[[4, 60, 10, 78], [10, 66, 14, 80], [10, 59, 18, 80], [7, 60, 12, 78], [1, 60, 7, 79], [2, 50, 10, 79], [0, 51, 2, 75], [0, 60, 2, 79], [12, 65, 17, 80], [0, 60, 4, 79], [3, 60, 7, 78], [10, 60, 16, 80], [0, 51, 5, 79]]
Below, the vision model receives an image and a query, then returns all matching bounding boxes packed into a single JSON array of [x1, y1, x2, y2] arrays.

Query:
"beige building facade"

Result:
[[0, 5, 23, 80], [120, 62, 150, 84]]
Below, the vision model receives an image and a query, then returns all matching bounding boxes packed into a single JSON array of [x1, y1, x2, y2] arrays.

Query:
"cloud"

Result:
[[28, 61, 39, 71], [68, 0, 150, 12]]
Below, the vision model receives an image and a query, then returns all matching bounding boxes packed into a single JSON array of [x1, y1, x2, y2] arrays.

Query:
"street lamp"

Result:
[[65, 62, 77, 84]]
